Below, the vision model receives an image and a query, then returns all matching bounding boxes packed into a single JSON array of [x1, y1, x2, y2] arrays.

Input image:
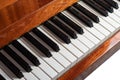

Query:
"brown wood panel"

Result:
[[0, 0, 53, 32], [0, 0, 77, 48], [58, 31, 120, 80], [0, 7, 12, 28], [13, 0, 40, 19], [0, 0, 17, 10]]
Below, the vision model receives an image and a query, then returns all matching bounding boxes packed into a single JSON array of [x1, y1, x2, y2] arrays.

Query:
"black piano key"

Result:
[[57, 13, 84, 34], [67, 6, 93, 27], [0, 52, 23, 78], [83, 0, 108, 17], [3, 46, 32, 72], [24, 33, 52, 57], [0, 74, 6, 80], [94, 0, 114, 13], [11, 40, 40, 66], [73, 3, 100, 23], [50, 17, 77, 39], [104, 0, 119, 9], [44, 21, 71, 44], [32, 28, 60, 52]]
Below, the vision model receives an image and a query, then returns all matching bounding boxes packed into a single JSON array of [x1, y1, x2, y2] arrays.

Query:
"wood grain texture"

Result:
[[0, 0, 17, 10], [58, 31, 120, 80], [0, 0, 77, 48]]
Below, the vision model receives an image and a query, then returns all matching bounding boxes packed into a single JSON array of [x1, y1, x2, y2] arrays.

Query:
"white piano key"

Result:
[[114, 9, 120, 17], [38, 26, 77, 62], [103, 15, 120, 29], [57, 44, 78, 62], [23, 72, 39, 80], [61, 43, 84, 58], [114, 0, 120, 5], [13, 78, 26, 80], [109, 13, 120, 24], [42, 57, 64, 73], [83, 29, 100, 44], [77, 35, 95, 49], [38, 58, 58, 78], [32, 67, 51, 80], [114, 1, 120, 14], [18, 39, 58, 78], [99, 17, 116, 32], [85, 27, 105, 40], [42, 57, 64, 72], [51, 52, 71, 68], [93, 23, 110, 36], [0, 68, 12, 80], [71, 39, 89, 53], [78, 1, 116, 31]]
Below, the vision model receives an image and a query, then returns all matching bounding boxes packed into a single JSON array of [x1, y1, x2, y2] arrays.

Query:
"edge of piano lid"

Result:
[[0, 0, 78, 48], [59, 31, 120, 80]]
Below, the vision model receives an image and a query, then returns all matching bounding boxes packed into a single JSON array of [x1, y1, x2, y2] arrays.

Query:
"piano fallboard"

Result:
[[0, 0, 77, 48]]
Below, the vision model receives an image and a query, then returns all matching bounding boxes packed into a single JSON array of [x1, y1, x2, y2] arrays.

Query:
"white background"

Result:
[[85, 49, 120, 80]]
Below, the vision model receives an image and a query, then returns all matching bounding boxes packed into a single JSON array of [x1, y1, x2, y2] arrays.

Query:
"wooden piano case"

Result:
[[0, 0, 77, 48], [0, 0, 120, 80]]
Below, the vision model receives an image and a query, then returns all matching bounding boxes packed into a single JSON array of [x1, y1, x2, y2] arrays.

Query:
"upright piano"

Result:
[[0, 0, 120, 80]]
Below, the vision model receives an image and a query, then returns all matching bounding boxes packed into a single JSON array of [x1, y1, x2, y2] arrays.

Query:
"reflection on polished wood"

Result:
[[58, 31, 120, 80], [0, 0, 77, 48], [0, 0, 17, 10]]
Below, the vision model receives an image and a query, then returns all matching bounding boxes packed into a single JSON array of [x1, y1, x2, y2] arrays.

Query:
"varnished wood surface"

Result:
[[0, 0, 77, 48], [58, 31, 120, 80], [0, 0, 17, 10]]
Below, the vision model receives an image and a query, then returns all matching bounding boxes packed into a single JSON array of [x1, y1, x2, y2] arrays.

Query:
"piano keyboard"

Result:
[[0, 0, 120, 80]]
